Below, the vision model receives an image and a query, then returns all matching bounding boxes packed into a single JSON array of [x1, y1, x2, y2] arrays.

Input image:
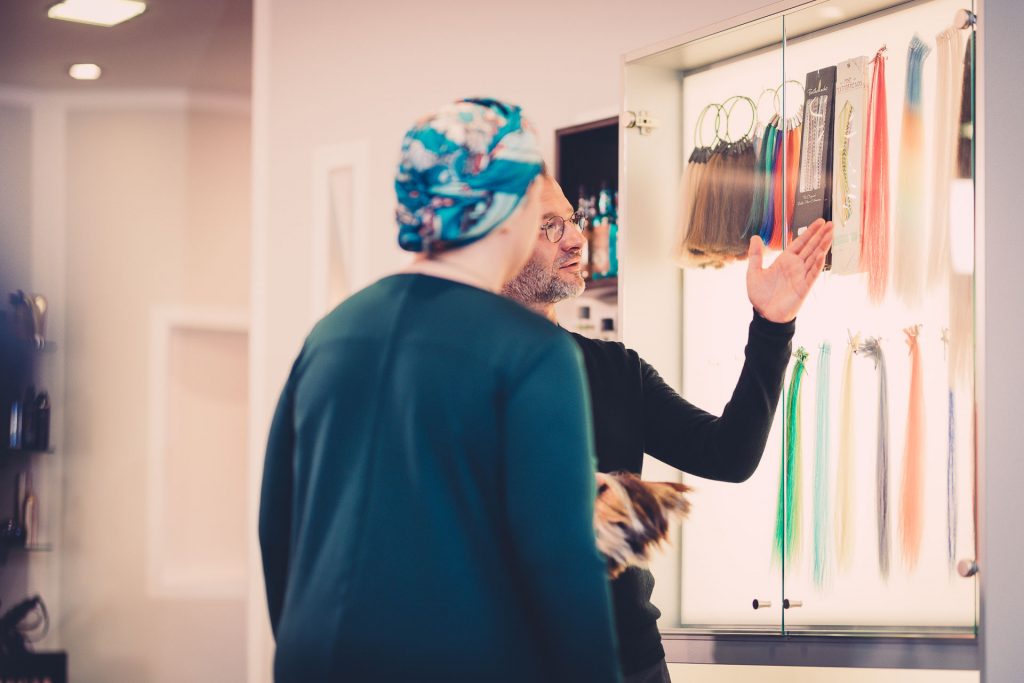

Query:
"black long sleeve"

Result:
[[640, 311, 795, 482], [571, 310, 794, 483]]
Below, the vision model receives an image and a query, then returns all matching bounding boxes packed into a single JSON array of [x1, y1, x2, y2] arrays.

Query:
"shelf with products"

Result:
[[1, 292, 56, 575], [555, 118, 621, 339], [622, 0, 978, 640]]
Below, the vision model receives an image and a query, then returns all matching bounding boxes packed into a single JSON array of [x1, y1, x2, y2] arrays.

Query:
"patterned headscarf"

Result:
[[395, 97, 544, 253]]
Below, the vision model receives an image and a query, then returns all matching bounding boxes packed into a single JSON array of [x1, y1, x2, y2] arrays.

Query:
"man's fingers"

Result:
[[789, 218, 826, 256], [793, 220, 831, 259], [804, 232, 831, 278], [748, 235, 765, 272], [805, 248, 829, 285]]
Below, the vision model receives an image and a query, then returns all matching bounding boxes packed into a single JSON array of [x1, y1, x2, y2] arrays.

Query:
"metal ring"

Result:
[[773, 79, 806, 117], [721, 94, 757, 142], [695, 102, 723, 148]]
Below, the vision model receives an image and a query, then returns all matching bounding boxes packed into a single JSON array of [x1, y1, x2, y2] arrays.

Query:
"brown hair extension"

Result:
[[684, 137, 758, 261], [719, 137, 759, 257], [594, 472, 691, 579], [685, 141, 727, 256], [675, 145, 726, 268]]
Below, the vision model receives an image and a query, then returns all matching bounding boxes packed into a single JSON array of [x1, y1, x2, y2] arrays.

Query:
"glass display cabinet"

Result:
[[620, 0, 978, 648]]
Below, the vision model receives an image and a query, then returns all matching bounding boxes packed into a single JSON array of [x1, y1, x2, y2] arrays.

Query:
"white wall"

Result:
[[0, 104, 32, 294]]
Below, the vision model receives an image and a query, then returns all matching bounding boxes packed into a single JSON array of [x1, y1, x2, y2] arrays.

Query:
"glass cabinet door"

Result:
[[622, 0, 978, 636], [779, 0, 977, 634]]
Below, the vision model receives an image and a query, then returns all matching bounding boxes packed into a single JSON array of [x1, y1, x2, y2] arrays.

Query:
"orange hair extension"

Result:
[[861, 48, 890, 303], [899, 326, 924, 569], [770, 124, 802, 249]]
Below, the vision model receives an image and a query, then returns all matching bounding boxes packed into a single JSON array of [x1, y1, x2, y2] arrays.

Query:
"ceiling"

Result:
[[0, 0, 252, 94]]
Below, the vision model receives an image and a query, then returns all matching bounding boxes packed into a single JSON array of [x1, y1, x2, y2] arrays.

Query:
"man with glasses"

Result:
[[502, 175, 833, 683]]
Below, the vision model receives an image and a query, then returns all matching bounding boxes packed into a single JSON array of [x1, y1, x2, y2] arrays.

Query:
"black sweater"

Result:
[[570, 311, 795, 675]]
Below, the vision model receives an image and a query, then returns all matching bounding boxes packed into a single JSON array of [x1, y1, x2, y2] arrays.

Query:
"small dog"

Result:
[[594, 472, 691, 579]]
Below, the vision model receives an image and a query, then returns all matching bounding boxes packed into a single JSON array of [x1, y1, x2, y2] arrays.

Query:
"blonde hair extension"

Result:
[[835, 332, 860, 571]]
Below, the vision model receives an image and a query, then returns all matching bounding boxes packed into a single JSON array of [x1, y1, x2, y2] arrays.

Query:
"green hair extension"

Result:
[[774, 346, 808, 567]]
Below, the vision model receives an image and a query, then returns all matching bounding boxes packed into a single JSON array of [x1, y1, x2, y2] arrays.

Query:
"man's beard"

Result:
[[502, 255, 586, 305]]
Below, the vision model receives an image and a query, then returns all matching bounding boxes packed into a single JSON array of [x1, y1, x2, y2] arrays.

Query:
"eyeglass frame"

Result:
[[540, 210, 589, 243]]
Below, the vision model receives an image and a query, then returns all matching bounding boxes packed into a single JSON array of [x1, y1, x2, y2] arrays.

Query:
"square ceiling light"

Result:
[[48, 0, 147, 27]]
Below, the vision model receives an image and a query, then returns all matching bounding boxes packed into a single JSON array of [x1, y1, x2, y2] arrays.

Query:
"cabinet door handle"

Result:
[[783, 599, 803, 609], [957, 559, 979, 577], [752, 599, 772, 610]]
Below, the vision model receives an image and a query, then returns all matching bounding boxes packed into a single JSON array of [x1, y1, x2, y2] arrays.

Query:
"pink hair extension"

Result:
[[861, 48, 891, 304], [899, 326, 925, 570]]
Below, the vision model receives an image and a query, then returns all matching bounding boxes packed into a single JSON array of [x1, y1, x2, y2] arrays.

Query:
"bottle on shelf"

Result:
[[591, 183, 612, 279], [590, 182, 620, 280], [34, 392, 50, 451], [609, 190, 619, 279], [577, 185, 593, 280], [9, 399, 21, 450], [6, 387, 50, 452]]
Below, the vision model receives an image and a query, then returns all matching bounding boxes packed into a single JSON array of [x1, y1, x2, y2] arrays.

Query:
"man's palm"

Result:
[[746, 219, 834, 324]]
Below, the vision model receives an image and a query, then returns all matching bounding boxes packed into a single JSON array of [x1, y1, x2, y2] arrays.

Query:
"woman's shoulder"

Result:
[[310, 274, 571, 362]]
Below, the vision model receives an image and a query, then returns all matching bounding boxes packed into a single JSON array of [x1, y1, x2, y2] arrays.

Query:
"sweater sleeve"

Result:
[[259, 360, 299, 637], [642, 311, 794, 483], [502, 333, 622, 683]]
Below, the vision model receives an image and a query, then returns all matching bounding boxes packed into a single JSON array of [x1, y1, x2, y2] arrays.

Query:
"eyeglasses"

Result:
[[540, 210, 589, 243]]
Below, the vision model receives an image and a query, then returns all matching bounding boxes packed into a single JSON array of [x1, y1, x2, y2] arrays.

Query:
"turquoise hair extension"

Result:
[[759, 127, 781, 244], [745, 120, 776, 240], [813, 342, 832, 587], [774, 347, 808, 567]]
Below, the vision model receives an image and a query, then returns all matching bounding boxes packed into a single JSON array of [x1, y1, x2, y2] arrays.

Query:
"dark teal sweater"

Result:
[[259, 274, 621, 682]]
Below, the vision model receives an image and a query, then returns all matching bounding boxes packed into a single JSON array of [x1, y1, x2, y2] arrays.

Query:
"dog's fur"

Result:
[[594, 472, 691, 579]]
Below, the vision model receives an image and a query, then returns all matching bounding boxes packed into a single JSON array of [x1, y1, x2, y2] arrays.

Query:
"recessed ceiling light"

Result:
[[69, 63, 102, 80], [819, 6, 845, 21], [48, 0, 147, 28]]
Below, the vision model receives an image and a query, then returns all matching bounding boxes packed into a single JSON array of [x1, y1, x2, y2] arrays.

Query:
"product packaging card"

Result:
[[831, 57, 869, 275], [792, 66, 838, 264]]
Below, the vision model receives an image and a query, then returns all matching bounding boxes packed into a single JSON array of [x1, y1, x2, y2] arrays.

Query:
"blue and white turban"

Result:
[[395, 97, 544, 253]]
